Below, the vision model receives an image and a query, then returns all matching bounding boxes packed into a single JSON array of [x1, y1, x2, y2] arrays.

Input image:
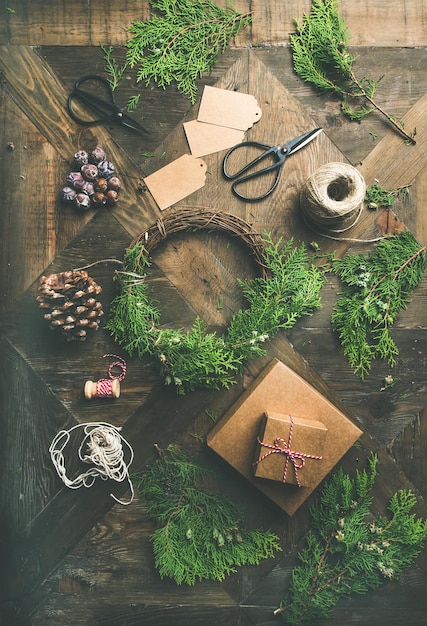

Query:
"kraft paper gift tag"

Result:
[[143, 154, 207, 211], [197, 86, 262, 131], [183, 120, 245, 158]]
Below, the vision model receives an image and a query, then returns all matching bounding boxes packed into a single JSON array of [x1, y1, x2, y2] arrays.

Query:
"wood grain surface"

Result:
[[1, 1, 427, 625]]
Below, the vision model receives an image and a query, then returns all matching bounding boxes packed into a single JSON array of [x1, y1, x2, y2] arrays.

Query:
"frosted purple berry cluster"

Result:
[[61, 146, 122, 212]]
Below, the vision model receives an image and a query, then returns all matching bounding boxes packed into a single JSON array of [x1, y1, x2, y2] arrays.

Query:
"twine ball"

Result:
[[300, 162, 366, 236]]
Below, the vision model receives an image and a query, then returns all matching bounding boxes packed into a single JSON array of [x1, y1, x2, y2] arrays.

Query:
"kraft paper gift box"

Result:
[[253, 412, 328, 487], [207, 358, 362, 515]]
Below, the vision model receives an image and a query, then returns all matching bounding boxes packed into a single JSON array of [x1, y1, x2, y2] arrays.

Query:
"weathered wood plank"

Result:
[[0, 45, 85, 156], [0, 89, 82, 307], [2, 2, 427, 625], [359, 95, 427, 189], [252, 0, 427, 47], [0, 340, 71, 533], [33, 603, 243, 626], [2, 0, 92, 46], [2, 1, 426, 48], [414, 168, 427, 246], [243, 575, 427, 626], [391, 406, 427, 499]]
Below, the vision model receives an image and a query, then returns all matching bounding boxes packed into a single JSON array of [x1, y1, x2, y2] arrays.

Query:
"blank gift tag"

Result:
[[143, 155, 207, 211], [197, 86, 262, 131], [183, 120, 245, 157]]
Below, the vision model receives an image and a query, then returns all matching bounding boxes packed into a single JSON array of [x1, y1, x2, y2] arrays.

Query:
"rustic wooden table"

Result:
[[1, 1, 426, 624]]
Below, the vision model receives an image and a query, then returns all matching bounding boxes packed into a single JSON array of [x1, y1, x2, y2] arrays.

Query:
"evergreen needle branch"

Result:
[[331, 232, 426, 377], [134, 445, 281, 585], [349, 70, 416, 144], [290, 0, 416, 143], [392, 245, 427, 279], [106, 231, 325, 393], [275, 455, 427, 626], [364, 244, 426, 308], [162, 13, 252, 53], [100, 44, 127, 91], [125, 0, 253, 103], [365, 182, 411, 209]]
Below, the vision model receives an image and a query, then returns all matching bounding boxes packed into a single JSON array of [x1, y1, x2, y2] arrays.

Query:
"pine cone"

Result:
[[37, 270, 104, 341]]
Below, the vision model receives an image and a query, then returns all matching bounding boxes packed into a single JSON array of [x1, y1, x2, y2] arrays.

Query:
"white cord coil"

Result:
[[49, 421, 134, 505]]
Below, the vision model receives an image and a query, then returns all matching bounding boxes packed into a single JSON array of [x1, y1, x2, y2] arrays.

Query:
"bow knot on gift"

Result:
[[254, 415, 323, 487]]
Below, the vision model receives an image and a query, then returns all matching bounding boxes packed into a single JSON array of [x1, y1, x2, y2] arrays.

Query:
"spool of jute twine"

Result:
[[300, 162, 380, 242]]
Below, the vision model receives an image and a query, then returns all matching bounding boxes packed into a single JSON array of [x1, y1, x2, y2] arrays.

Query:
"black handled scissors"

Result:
[[222, 128, 322, 201], [67, 75, 150, 135]]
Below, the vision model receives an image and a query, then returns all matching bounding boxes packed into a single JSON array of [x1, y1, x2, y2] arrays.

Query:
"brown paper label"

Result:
[[197, 86, 262, 131], [143, 154, 207, 210], [183, 120, 245, 158]]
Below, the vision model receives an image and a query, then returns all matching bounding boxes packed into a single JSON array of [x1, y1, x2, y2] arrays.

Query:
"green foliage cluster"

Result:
[[331, 232, 426, 378], [277, 455, 427, 625], [134, 446, 281, 585], [100, 45, 126, 91], [365, 182, 410, 209], [226, 237, 325, 363], [290, 0, 415, 142], [125, 0, 252, 103], [106, 234, 325, 394]]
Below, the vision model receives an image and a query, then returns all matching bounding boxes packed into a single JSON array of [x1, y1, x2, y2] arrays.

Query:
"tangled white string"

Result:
[[49, 422, 134, 505]]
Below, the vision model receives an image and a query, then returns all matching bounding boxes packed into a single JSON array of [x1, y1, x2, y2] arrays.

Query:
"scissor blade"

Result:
[[120, 115, 151, 136], [285, 128, 322, 155]]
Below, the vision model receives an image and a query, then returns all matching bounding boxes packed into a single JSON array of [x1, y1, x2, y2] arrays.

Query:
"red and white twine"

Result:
[[254, 415, 323, 487], [91, 353, 127, 398]]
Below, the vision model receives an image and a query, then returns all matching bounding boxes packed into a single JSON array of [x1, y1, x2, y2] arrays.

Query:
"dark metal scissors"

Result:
[[67, 75, 150, 135], [222, 128, 322, 201]]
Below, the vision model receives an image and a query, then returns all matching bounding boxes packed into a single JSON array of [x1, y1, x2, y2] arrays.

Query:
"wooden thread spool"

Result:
[[84, 378, 121, 399]]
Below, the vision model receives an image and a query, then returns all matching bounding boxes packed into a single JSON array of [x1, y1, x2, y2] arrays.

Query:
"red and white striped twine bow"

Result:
[[254, 415, 323, 487]]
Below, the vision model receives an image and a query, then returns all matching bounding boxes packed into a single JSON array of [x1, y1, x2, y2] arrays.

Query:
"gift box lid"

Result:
[[254, 412, 328, 487], [207, 358, 362, 515]]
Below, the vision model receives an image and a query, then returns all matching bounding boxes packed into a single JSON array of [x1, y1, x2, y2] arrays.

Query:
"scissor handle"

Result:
[[223, 141, 286, 202], [67, 75, 122, 126]]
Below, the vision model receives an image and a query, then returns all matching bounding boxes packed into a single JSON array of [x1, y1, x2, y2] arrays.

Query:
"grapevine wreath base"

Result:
[[131, 208, 270, 277], [106, 208, 325, 394]]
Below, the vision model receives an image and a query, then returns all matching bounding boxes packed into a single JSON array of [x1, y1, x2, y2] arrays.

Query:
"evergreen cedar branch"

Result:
[[276, 454, 427, 625], [331, 231, 426, 378], [125, 0, 253, 104], [133, 446, 281, 585], [106, 234, 325, 394], [290, 0, 416, 143], [107, 231, 426, 388]]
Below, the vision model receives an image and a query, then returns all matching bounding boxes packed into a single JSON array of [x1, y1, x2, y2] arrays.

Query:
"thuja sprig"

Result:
[[100, 44, 127, 91], [134, 445, 281, 585], [275, 455, 427, 626], [290, 0, 416, 144], [365, 182, 410, 210], [225, 235, 326, 363], [106, 234, 325, 394], [331, 231, 426, 378], [125, 0, 253, 103]]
